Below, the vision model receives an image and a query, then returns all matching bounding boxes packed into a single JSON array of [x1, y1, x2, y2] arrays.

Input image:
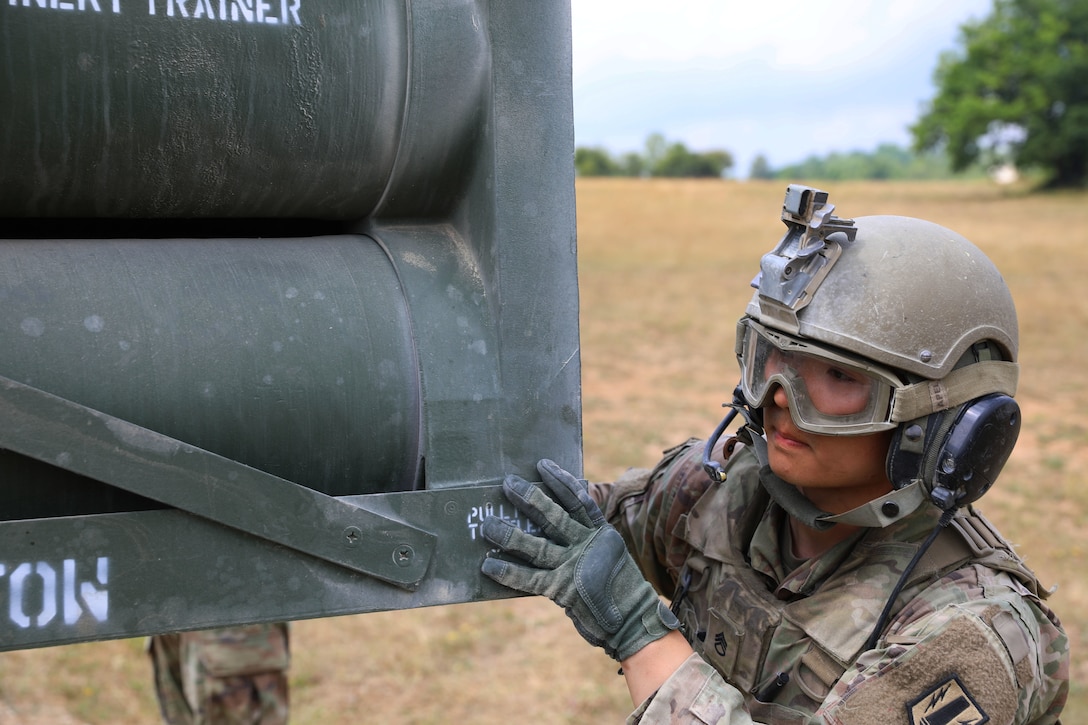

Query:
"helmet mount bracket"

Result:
[[752, 185, 857, 333]]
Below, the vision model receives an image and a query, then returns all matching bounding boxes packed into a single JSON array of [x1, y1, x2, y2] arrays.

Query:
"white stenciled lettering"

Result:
[[147, 0, 299, 24], [63, 558, 109, 624], [466, 502, 540, 541], [9, 0, 299, 22], [10, 0, 120, 12], [2, 557, 109, 629], [9, 562, 58, 628], [229, 0, 251, 21]]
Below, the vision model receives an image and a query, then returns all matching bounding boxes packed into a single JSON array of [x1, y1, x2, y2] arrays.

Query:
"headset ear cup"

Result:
[[930, 394, 1020, 509], [887, 396, 1019, 509]]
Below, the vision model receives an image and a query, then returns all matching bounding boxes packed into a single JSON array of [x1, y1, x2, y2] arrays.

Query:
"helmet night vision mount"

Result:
[[751, 185, 858, 334]]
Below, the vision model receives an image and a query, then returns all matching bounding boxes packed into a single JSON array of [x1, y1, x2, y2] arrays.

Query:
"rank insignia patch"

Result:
[[907, 674, 988, 725]]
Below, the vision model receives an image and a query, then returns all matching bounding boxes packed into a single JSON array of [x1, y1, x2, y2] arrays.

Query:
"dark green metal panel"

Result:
[[0, 236, 422, 500], [0, 3, 416, 218], [0, 485, 529, 649], [0, 375, 436, 587], [0, 0, 579, 650]]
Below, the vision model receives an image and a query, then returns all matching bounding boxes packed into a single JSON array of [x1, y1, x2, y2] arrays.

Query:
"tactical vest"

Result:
[[658, 439, 1046, 721]]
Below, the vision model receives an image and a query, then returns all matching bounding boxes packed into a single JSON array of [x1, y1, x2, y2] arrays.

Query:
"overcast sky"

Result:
[[570, 0, 993, 176]]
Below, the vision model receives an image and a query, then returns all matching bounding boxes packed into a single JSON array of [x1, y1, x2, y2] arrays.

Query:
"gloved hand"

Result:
[[480, 459, 679, 662]]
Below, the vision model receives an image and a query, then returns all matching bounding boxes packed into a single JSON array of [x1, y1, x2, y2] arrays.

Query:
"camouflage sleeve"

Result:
[[820, 565, 1069, 724], [627, 653, 758, 725], [588, 437, 733, 598]]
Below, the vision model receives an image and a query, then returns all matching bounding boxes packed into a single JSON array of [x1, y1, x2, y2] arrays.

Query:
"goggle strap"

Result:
[[890, 361, 1019, 423], [757, 463, 837, 531]]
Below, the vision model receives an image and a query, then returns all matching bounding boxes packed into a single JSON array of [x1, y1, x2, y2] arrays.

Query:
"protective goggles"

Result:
[[736, 318, 906, 435]]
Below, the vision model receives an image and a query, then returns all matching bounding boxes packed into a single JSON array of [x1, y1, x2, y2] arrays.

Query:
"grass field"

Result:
[[1, 179, 1084, 722]]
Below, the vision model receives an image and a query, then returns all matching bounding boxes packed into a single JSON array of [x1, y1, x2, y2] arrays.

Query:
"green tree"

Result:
[[698, 150, 734, 178], [618, 151, 646, 177], [912, 0, 1088, 188], [643, 133, 669, 173], [574, 146, 620, 177], [575, 135, 734, 178], [749, 154, 775, 180], [652, 142, 728, 177], [773, 144, 970, 181]]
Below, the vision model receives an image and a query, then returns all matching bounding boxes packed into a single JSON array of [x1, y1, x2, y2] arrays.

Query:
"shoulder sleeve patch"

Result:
[[907, 674, 987, 725], [824, 612, 1017, 725]]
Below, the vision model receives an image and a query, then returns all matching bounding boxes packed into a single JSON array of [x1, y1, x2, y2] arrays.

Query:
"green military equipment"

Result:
[[0, 0, 580, 650]]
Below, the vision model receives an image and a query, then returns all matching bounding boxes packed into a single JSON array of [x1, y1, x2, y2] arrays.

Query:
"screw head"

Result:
[[343, 526, 362, 547], [393, 545, 415, 567]]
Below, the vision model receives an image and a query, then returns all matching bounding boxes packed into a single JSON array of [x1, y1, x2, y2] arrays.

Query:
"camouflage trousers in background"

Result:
[[149, 623, 290, 724]]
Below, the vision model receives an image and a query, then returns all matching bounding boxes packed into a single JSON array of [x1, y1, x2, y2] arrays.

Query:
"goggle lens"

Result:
[[739, 320, 899, 434]]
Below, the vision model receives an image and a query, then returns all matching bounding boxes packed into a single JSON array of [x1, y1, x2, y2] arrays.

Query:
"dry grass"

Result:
[[0, 179, 1084, 722]]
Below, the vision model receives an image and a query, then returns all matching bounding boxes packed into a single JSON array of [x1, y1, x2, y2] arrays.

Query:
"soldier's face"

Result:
[[762, 383, 893, 509]]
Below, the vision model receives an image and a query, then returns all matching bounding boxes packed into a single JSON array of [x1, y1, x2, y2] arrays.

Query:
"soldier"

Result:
[[480, 186, 1069, 723], [149, 623, 290, 724]]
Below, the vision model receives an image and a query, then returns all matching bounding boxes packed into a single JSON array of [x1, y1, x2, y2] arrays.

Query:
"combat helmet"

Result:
[[706, 185, 1021, 529]]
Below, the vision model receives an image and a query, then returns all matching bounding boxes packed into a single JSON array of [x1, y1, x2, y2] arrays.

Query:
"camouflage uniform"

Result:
[[591, 438, 1069, 724], [149, 623, 290, 724]]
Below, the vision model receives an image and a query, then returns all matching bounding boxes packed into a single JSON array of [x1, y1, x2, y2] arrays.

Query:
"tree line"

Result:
[[751, 144, 985, 182], [576, 138, 982, 181], [575, 133, 734, 178], [577, 0, 1088, 188]]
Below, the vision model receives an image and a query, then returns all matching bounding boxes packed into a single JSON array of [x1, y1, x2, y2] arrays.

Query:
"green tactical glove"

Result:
[[480, 459, 680, 662]]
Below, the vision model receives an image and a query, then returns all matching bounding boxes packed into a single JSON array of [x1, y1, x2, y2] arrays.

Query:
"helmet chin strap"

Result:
[[706, 400, 927, 531]]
